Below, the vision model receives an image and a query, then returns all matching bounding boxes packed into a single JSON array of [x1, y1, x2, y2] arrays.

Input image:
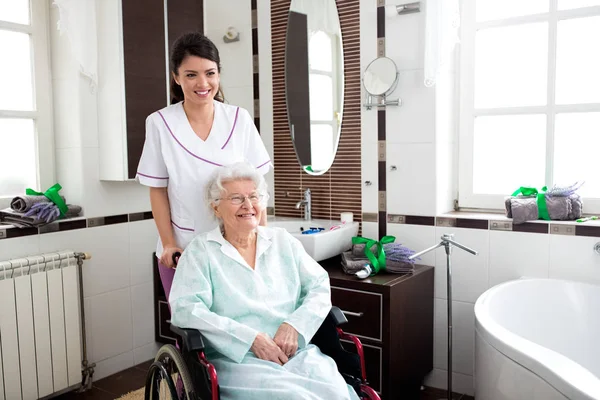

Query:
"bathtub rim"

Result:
[[475, 278, 600, 400]]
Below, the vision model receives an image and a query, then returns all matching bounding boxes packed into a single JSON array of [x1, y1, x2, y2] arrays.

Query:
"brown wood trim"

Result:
[[122, 0, 168, 179]]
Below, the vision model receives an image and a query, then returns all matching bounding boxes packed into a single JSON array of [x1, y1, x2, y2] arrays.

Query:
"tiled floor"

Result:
[[55, 360, 475, 400]]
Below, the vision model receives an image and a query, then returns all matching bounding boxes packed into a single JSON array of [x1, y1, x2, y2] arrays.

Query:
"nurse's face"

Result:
[[213, 179, 265, 234], [173, 55, 220, 106]]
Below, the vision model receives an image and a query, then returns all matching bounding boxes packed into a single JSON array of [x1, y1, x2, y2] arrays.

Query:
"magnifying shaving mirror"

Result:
[[362, 56, 401, 110]]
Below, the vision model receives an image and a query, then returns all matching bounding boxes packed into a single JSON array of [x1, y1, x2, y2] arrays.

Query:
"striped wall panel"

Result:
[[270, 0, 362, 224]]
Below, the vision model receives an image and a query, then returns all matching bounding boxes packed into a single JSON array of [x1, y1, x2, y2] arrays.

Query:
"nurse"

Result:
[[136, 32, 272, 279]]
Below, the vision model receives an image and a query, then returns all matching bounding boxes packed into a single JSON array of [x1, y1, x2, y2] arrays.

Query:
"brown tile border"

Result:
[[576, 225, 600, 237], [456, 218, 488, 230], [0, 211, 155, 240], [406, 215, 435, 226], [512, 222, 549, 234]]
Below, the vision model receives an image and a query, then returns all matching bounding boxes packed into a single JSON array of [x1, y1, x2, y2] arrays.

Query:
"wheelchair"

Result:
[[144, 306, 381, 400]]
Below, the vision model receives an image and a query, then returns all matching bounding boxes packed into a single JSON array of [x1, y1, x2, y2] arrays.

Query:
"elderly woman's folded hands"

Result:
[[251, 323, 299, 365], [250, 333, 289, 365]]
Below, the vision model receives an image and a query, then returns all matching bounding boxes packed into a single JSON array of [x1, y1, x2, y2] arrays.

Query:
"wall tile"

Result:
[[221, 85, 255, 118], [53, 78, 82, 150], [0, 235, 40, 261], [386, 223, 436, 266], [56, 147, 84, 208], [435, 139, 457, 214], [361, 221, 379, 240], [93, 351, 134, 381], [386, 69, 435, 144], [129, 220, 159, 286], [131, 282, 155, 348], [80, 147, 150, 218], [433, 299, 475, 376], [362, 139, 379, 213], [133, 342, 160, 366], [489, 231, 549, 287], [386, 143, 436, 216], [39, 224, 131, 297], [384, 6, 424, 70], [90, 288, 133, 362], [434, 227, 489, 303], [549, 234, 600, 285], [78, 74, 100, 149], [205, 0, 252, 35]]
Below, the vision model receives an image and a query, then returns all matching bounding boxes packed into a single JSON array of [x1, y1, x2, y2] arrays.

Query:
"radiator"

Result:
[[0, 251, 93, 400]]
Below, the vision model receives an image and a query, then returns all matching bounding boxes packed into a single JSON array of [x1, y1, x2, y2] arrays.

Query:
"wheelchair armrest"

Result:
[[329, 306, 348, 326], [170, 325, 206, 352]]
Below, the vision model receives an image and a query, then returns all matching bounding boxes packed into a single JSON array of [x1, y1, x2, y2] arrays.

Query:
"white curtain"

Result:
[[424, 0, 461, 87], [290, 0, 341, 37], [53, 0, 98, 91]]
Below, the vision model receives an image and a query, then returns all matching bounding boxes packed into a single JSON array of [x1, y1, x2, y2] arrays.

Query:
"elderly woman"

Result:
[[169, 162, 358, 400]]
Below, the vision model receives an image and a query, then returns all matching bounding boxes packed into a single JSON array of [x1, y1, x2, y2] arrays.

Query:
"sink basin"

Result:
[[268, 217, 359, 261]]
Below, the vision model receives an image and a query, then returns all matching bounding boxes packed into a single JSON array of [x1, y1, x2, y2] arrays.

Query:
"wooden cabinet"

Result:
[[321, 258, 435, 399], [97, 0, 203, 181]]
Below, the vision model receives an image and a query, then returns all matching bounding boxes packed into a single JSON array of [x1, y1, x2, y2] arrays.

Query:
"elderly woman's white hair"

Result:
[[205, 162, 269, 217]]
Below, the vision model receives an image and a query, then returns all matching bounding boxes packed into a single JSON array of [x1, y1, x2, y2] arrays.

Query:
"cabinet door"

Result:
[[122, 0, 169, 179]]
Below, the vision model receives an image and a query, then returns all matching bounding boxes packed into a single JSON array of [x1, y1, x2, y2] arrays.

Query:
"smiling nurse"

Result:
[[136, 32, 272, 284]]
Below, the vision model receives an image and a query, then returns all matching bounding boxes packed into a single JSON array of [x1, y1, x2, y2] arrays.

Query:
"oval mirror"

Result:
[[363, 57, 398, 96], [285, 0, 344, 175]]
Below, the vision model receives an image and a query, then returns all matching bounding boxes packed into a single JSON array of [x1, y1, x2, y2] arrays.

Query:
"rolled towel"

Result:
[[0, 204, 82, 227], [10, 195, 66, 213], [506, 194, 583, 224], [341, 251, 368, 273]]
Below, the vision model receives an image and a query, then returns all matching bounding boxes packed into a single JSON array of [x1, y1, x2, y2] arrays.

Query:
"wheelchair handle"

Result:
[[172, 251, 182, 266]]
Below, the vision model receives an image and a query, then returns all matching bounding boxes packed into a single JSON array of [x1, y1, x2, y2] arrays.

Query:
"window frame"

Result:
[[458, 1, 600, 213], [0, 0, 54, 209]]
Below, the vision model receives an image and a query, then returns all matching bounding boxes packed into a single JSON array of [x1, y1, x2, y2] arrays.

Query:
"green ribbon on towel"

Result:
[[26, 183, 69, 217], [352, 235, 396, 275], [511, 186, 550, 221]]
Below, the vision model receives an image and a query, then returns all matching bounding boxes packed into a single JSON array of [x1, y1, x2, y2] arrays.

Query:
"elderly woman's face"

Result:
[[213, 179, 264, 232]]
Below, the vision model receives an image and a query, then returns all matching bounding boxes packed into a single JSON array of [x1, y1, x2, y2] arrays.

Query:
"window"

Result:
[[459, 1, 600, 212], [308, 30, 341, 173], [0, 0, 54, 208]]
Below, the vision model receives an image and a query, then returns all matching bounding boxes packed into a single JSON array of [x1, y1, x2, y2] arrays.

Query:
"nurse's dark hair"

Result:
[[169, 32, 225, 104]]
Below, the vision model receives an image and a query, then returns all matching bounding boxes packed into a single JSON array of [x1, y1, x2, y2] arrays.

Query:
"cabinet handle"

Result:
[[341, 310, 364, 318]]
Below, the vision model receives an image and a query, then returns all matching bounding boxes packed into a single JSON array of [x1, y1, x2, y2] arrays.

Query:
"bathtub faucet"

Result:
[[409, 234, 478, 400]]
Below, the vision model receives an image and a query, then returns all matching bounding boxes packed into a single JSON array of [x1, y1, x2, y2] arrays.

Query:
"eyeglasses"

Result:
[[219, 193, 265, 205]]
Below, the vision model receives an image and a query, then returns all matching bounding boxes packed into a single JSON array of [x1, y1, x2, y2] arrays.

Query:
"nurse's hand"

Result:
[[161, 246, 183, 268], [273, 323, 299, 358], [251, 333, 289, 365]]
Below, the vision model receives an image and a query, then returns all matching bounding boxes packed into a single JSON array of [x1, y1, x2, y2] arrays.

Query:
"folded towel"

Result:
[[0, 205, 82, 228], [10, 195, 66, 213], [352, 242, 397, 258], [341, 251, 416, 275], [505, 194, 583, 224]]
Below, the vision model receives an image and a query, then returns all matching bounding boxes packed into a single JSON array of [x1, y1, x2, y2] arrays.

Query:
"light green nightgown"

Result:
[[169, 226, 359, 400]]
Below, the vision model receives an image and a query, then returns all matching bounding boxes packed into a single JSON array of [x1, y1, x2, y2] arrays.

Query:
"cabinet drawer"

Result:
[[341, 340, 382, 393], [331, 286, 382, 342]]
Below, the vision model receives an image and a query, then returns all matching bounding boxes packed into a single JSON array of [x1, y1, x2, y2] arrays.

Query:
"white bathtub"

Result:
[[474, 278, 600, 400]]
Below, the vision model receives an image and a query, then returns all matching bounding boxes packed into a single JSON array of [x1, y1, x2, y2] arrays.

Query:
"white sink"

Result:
[[268, 217, 359, 261]]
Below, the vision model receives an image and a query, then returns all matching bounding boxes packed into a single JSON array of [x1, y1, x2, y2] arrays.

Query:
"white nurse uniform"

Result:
[[136, 100, 272, 257]]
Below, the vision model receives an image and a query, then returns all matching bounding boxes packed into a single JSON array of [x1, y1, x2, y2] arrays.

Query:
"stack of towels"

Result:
[[341, 241, 419, 275], [0, 194, 82, 228]]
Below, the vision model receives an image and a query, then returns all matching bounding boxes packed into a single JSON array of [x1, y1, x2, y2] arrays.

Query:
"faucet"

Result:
[[295, 188, 312, 220]]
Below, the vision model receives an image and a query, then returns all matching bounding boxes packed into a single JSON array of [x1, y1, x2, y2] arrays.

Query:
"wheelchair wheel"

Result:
[[145, 344, 196, 400]]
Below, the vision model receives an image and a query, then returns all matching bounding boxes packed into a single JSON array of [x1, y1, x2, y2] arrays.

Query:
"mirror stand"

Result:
[[363, 93, 401, 110]]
